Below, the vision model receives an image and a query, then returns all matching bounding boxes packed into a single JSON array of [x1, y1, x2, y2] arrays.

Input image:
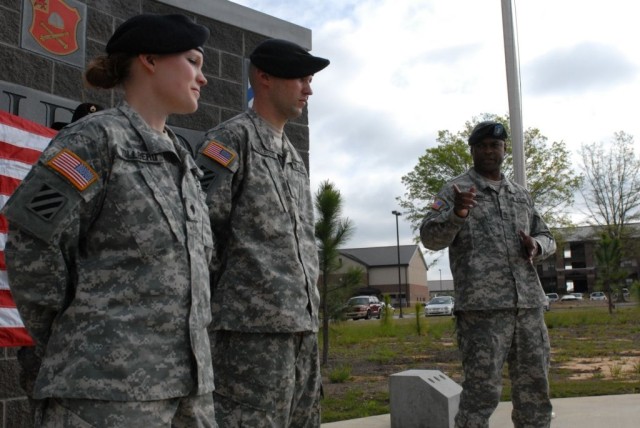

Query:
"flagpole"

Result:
[[501, 0, 526, 187]]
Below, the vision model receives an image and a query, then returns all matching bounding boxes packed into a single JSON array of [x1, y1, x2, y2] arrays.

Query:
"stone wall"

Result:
[[0, 0, 310, 425]]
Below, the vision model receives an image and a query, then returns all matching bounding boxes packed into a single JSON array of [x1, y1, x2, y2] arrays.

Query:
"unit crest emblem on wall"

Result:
[[29, 0, 81, 55]]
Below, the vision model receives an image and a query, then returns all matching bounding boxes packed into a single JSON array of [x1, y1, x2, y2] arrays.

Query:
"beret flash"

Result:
[[249, 39, 330, 79], [106, 14, 209, 55], [468, 121, 509, 146]]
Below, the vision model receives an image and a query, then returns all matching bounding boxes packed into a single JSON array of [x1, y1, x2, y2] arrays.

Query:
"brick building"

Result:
[[537, 224, 640, 295], [331, 245, 430, 308]]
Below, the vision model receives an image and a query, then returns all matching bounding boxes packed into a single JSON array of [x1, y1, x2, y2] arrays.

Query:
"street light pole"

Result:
[[392, 210, 403, 318], [439, 269, 442, 291]]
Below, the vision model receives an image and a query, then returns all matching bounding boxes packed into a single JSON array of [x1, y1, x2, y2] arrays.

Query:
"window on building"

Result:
[[566, 280, 574, 293]]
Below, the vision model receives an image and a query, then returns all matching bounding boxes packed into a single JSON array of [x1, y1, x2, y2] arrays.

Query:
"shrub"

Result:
[[329, 364, 352, 383]]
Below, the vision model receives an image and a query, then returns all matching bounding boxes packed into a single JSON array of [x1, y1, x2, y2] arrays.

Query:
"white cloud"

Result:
[[229, 0, 640, 279]]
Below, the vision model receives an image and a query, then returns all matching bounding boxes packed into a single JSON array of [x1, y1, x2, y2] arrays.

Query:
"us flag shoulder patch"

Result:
[[47, 149, 98, 191], [202, 140, 236, 167], [431, 198, 446, 211]]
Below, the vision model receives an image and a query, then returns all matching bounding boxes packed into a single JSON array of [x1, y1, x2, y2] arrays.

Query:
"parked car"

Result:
[[613, 288, 631, 301], [543, 295, 550, 311], [545, 293, 559, 303], [560, 294, 578, 302], [590, 291, 607, 301], [570, 292, 584, 300], [344, 295, 382, 320], [379, 302, 395, 316], [424, 296, 455, 317]]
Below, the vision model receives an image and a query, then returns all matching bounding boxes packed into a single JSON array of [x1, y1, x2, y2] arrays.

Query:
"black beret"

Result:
[[468, 121, 509, 145], [250, 39, 329, 78], [51, 102, 105, 130], [106, 14, 209, 55], [71, 102, 104, 123]]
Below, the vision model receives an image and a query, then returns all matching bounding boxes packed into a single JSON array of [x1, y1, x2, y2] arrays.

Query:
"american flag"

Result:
[[0, 110, 56, 347], [202, 140, 235, 167], [47, 149, 97, 191]]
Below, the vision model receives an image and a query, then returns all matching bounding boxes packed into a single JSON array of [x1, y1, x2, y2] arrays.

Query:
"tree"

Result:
[[314, 180, 355, 366], [325, 266, 364, 322], [399, 114, 582, 232], [580, 133, 640, 306], [579, 132, 640, 239], [594, 233, 627, 314]]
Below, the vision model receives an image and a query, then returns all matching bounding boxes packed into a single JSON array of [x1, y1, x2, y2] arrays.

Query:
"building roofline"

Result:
[[157, 0, 312, 49]]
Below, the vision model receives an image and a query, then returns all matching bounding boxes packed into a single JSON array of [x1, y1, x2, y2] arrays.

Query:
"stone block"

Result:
[[6, 398, 31, 428], [0, 358, 21, 399], [390, 370, 462, 428]]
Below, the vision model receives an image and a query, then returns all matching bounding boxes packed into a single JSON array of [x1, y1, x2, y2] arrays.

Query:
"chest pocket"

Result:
[[467, 192, 500, 243], [252, 144, 290, 213], [286, 159, 308, 205], [106, 150, 185, 258], [504, 194, 532, 232]]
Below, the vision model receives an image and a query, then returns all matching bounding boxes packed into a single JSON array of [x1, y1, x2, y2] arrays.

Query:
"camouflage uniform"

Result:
[[195, 109, 321, 427], [420, 168, 555, 428], [3, 103, 215, 425]]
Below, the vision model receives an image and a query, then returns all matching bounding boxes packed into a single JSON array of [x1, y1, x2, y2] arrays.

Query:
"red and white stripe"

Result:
[[0, 110, 56, 347]]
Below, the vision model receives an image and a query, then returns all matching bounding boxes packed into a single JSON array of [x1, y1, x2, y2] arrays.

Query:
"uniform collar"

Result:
[[246, 109, 288, 155], [469, 168, 516, 193], [117, 101, 177, 156]]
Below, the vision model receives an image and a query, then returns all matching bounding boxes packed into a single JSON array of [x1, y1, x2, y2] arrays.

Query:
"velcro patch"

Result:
[[202, 140, 236, 167], [431, 198, 446, 211], [199, 168, 218, 192], [27, 184, 67, 221], [47, 149, 98, 191]]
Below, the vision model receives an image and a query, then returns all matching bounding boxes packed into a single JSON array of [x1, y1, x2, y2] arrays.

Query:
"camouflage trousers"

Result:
[[210, 331, 321, 427], [37, 395, 217, 427], [454, 308, 552, 428]]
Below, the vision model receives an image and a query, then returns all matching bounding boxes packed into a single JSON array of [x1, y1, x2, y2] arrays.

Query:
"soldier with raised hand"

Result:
[[420, 121, 556, 428], [195, 39, 329, 427], [3, 14, 217, 427]]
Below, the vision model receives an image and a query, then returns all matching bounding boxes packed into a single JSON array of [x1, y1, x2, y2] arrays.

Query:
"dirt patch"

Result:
[[559, 355, 640, 380]]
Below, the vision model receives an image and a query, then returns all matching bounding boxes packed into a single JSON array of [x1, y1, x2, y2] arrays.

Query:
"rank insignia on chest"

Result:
[[202, 140, 236, 167], [431, 198, 446, 211], [47, 149, 98, 191]]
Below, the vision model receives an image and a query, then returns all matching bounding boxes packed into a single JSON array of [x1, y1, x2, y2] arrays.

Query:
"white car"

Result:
[[545, 293, 559, 302], [560, 294, 578, 302], [590, 291, 607, 301], [571, 292, 584, 300], [424, 296, 455, 316], [380, 302, 395, 315]]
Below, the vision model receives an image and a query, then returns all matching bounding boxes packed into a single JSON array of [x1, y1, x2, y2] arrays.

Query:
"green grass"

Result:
[[328, 364, 352, 383], [320, 305, 640, 423]]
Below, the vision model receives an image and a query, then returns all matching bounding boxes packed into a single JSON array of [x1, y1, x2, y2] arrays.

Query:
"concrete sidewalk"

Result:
[[321, 394, 640, 427]]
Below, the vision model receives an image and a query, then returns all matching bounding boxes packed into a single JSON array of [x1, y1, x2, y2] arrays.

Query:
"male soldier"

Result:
[[420, 121, 556, 427], [195, 39, 329, 427]]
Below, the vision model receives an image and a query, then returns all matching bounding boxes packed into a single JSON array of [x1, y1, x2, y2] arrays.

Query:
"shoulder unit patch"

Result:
[[202, 140, 236, 167], [47, 149, 98, 191]]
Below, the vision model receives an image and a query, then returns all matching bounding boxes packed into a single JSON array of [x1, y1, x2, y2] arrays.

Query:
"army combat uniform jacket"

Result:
[[420, 168, 556, 311], [195, 109, 320, 333], [3, 103, 214, 401]]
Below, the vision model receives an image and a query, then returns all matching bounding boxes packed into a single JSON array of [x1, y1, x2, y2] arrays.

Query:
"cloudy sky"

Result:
[[230, 0, 640, 279]]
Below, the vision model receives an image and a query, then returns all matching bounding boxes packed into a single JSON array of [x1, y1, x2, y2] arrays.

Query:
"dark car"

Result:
[[344, 295, 382, 320]]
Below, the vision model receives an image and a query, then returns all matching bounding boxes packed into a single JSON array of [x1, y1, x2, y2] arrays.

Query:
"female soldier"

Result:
[[3, 14, 216, 427]]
